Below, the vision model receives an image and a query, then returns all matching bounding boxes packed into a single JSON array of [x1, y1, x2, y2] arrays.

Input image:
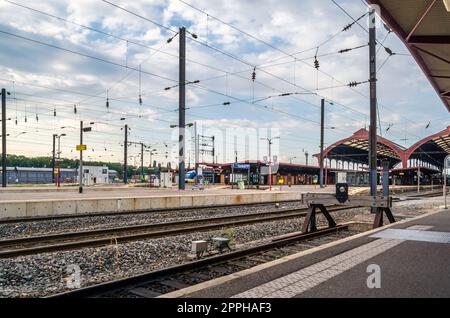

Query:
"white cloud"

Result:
[[0, 0, 448, 164]]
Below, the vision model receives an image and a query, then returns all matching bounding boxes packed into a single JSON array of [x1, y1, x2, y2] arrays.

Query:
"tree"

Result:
[[6, 154, 136, 179]]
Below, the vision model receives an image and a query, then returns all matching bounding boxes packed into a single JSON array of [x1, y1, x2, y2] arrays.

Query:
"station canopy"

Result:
[[321, 127, 450, 169], [367, 0, 450, 112], [406, 126, 450, 168], [321, 129, 406, 168]]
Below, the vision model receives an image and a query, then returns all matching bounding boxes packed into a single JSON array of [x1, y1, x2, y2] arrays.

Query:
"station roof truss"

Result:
[[406, 126, 450, 168], [367, 0, 450, 112], [320, 127, 450, 169], [320, 129, 405, 168], [342, 139, 402, 159]]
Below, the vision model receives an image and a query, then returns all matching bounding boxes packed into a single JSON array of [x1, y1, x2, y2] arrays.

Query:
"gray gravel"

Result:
[[0, 198, 442, 298], [0, 201, 304, 240], [0, 210, 352, 297]]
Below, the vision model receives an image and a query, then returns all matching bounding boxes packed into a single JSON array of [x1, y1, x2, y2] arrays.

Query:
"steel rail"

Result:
[[48, 224, 349, 298], [0, 206, 352, 258]]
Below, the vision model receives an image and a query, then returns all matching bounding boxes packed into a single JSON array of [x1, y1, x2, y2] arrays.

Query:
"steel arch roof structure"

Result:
[[319, 127, 450, 169], [366, 0, 450, 112], [405, 125, 450, 167], [320, 129, 406, 168]]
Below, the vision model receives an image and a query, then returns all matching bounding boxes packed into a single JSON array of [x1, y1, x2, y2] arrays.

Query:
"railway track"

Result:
[[0, 205, 352, 258], [49, 224, 354, 298], [392, 190, 443, 202], [0, 190, 441, 258], [0, 190, 439, 226]]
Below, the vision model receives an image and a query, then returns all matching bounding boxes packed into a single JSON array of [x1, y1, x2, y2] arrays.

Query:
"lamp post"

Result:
[[1, 88, 11, 188], [55, 133, 66, 187], [171, 122, 194, 188], [289, 156, 297, 164], [146, 149, 158, 167], [261, 137, 280, 191], [78, 122, 92, 194]]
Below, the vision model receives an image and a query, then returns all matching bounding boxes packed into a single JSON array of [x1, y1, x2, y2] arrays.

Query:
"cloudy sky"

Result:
[[0, 0, 448, 167]]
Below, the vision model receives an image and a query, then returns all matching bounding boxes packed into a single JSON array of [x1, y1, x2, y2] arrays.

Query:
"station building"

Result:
[[199, 126, 450, 187], [199, 161, 366, 186]]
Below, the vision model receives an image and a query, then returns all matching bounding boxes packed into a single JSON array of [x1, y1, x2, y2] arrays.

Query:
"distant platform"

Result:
[[0, 187, 321, 219], [162, 209, 450, 298], [0, 184, 438, 220]]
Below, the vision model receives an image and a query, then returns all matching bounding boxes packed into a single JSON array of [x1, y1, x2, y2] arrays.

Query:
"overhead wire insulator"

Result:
[[106, 98, 109, 108], [252, 66, 256, 81], [383, 23, 392, 33], [385, 47, 394, 56], [338, 48, 351, 54], [223, 102, 231, 106], [138, 64, 142, 106], [348, 81, 358, 87], [343, 23, 353, 32], [314, 47, 319, 70], [53, 107, 56, 116], [314, 59, 319, 70], [74, 104, 77, 114]]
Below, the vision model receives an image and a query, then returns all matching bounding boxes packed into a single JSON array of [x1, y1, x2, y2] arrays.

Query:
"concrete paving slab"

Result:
[[164, 209, 450, 298]]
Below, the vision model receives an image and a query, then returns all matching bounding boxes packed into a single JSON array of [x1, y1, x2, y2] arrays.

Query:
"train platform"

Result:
[[0, 186, 335, 219], [162, 209, 450, 298], [0, 184, 338, 201]]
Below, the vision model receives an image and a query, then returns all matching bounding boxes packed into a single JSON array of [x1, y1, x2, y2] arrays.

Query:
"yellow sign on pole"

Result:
[[54, 170, 59, 174], [76, 144, 87, 151]]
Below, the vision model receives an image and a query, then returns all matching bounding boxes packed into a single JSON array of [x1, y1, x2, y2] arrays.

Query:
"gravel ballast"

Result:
[[0, 201, 304, 240], [0, 196, 444, 297]]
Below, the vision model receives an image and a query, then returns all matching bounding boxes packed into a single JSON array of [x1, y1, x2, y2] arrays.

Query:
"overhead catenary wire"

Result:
[[176, 0, 419, 135], [0, 30, 178, 84], [6, 0, 412, 130], [2, 0, 386, 130], [3, 0, 429, 153]]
